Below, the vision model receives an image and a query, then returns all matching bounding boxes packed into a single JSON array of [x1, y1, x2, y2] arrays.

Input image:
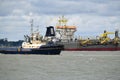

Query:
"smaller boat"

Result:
[[0, 20, 64, 55], [0, 43, 63, 55]]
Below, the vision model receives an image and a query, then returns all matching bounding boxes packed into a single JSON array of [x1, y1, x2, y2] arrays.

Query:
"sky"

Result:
[[0, 0, 120, 41]]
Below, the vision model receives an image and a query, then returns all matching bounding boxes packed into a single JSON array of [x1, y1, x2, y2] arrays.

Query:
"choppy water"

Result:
[[0, 51, 120, 80]]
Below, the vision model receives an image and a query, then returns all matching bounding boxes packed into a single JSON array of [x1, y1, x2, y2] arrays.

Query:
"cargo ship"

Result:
[[45, 16, 120, 51], [0, 20, 63, 55]]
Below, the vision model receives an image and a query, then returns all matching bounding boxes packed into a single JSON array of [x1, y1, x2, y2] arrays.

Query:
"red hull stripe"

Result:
[[64, 48, 120, 51]]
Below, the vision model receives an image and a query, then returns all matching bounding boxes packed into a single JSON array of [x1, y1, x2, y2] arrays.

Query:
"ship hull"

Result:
[[0, 49, 61, 55], [57, 42, 120, 51], [64, 47, 120, 51], [0, 45, 64, 55]]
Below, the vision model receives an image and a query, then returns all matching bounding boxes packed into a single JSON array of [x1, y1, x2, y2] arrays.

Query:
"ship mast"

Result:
[[58, 16, 67, 27], [30, 19, 34, 36]]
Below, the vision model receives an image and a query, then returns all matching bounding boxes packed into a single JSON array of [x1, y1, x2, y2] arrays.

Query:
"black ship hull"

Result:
[[0, 45, 64, 55]]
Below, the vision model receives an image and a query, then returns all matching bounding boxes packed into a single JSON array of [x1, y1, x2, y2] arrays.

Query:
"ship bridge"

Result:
[[55, 16, 77, 41]]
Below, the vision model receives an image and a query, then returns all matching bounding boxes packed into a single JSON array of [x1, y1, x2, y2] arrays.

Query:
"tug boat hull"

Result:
[[0, 45, 64, 55]]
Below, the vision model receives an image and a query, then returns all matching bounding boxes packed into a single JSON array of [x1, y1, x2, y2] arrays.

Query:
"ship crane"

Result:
[[100, 30, 114, 38], [99, 30, 114, 44], [80, 38, 92, 45]]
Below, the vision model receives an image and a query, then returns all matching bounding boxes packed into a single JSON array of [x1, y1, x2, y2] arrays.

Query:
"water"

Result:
[[0, 51, 120, 80]]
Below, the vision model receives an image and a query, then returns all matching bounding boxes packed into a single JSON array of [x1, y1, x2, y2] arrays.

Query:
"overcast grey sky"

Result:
[[0, 0, 120, 41]]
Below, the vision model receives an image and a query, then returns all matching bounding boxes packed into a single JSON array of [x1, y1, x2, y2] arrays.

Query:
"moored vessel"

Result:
[[46, 16, 120, 51]]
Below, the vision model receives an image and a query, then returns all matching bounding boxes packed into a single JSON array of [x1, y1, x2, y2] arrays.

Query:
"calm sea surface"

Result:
[[0, 51, 120, 80]]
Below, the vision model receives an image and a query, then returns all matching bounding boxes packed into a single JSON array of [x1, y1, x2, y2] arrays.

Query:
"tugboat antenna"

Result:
[[36, 25, 39, 32], [30, 19, 33, 36]]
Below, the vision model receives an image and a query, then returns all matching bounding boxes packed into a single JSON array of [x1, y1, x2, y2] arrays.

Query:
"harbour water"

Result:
[[0, 51, 120, 80]]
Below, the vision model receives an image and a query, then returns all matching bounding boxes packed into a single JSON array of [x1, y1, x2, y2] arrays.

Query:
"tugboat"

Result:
[[0, 20, 64, 55], [54, 16, 120, 51]]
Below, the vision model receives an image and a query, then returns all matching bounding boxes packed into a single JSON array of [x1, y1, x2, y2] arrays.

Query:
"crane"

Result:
[[99, 30, 114, 44]]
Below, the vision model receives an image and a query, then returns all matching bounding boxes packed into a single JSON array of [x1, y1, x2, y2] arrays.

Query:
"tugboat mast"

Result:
[[30, 19, 34, 36]]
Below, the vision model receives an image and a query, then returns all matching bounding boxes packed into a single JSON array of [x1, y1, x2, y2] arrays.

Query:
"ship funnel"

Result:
[[45, 26, 55, 37], [115, 30, 119, 38]]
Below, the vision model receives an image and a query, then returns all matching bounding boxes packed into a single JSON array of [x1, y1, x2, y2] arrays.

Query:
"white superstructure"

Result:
[[22, 19, 46, 49], [56, 16, 76, 41]]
